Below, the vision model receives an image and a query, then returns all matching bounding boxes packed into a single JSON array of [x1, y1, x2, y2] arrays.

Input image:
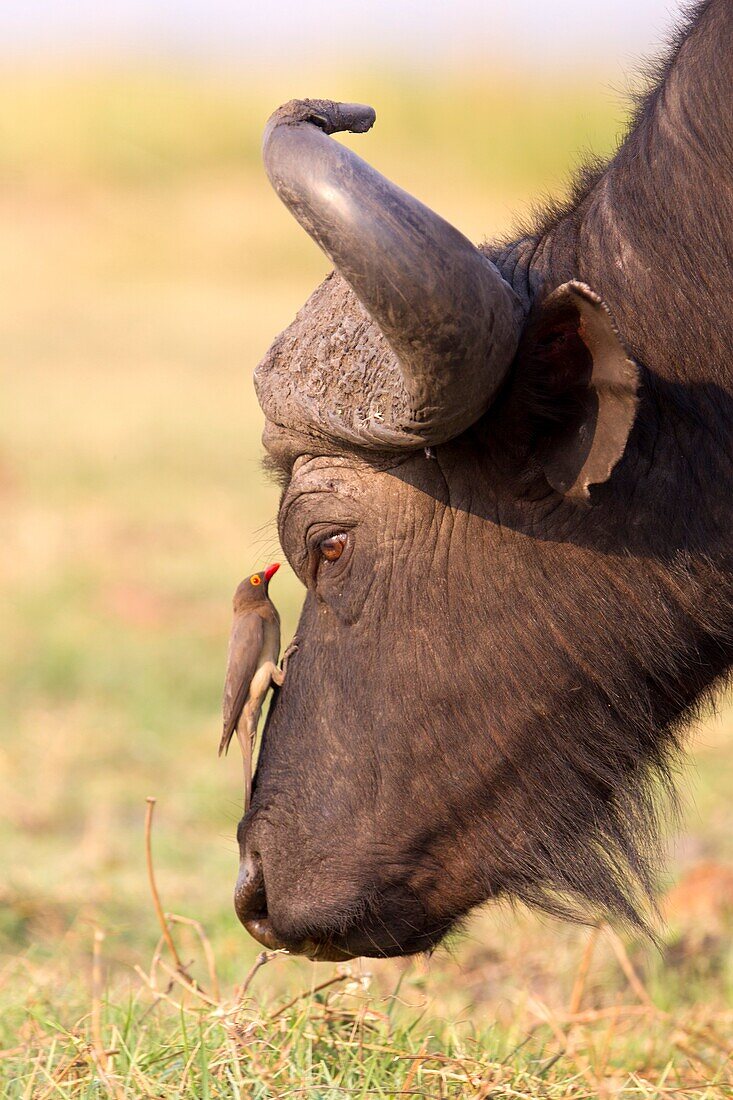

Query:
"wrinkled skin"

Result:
[[235, 0, 733, 959], [239, 394, 731, 957]]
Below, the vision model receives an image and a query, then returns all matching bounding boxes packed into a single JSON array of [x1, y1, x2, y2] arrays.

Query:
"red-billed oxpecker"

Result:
[[220, 563, 283, 808]]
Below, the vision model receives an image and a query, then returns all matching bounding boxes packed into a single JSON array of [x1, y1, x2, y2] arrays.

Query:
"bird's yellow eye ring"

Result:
[[250, 575, 261, 586]]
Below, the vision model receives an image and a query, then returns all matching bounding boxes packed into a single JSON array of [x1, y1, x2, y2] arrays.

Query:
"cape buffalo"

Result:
[[234, 0, 733, 959]]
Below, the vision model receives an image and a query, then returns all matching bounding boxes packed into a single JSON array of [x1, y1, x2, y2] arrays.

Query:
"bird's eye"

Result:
[[250, 575, 261, 586], [319, 533, 348, 562]]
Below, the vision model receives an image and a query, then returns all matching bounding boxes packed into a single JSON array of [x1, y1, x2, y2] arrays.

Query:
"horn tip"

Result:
[[265, 99, 376, 138]]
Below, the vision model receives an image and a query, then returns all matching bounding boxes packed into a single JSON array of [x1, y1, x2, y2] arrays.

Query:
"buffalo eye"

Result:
[[319, 533, 348, 562]]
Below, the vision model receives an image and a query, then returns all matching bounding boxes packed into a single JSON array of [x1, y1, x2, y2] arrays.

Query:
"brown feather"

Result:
[[220, 612, 265, 756]]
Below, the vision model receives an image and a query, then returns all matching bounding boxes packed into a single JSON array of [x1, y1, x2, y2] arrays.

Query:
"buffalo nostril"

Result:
[[232, 848, 356, 960], [234, 850, 268, 926]]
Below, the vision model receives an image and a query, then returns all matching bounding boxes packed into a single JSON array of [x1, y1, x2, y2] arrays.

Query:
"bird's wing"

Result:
[[220, 612, 265, 756]]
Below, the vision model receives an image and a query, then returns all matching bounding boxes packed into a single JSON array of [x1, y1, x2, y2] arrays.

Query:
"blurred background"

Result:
[[1, 0, 732, 1077]]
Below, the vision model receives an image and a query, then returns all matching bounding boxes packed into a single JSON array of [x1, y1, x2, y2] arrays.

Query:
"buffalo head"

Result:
[[233, 98, 731, 959]]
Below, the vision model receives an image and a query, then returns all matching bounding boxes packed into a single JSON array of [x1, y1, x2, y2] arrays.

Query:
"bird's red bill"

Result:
[[264, 562, 280, 582]]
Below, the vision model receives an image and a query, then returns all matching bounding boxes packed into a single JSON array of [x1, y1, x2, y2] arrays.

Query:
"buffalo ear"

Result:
[[519, 280, 639, 502]]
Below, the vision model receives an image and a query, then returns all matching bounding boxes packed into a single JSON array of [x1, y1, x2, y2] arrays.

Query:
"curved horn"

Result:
[[262, 99, 523, 446]]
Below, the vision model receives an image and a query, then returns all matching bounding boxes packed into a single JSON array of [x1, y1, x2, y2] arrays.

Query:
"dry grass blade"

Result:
[[146, 933, 166, 990], [564, 1005, 657, 1025], [133, 965, 201, 1017], [401, 1040, 429, 1093], [526, 995, 568, 1053], [90, 929, 107, 1074], [672, 1034, 720, 1077], [84, 935, 127, 1100]]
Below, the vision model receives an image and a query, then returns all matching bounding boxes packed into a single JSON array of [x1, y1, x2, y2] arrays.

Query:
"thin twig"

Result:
[[569, 924, 601, 1015], [236, 949, 280, 1004], [156, 959, 220, 1008], [167, 913, 221, 1002], [144, 797, 187, 976], [602, 925, 655, 1008], [502, 1023, 544, 1063], [537, 1049, 565, 1077], [269, 973, 350, 1021]]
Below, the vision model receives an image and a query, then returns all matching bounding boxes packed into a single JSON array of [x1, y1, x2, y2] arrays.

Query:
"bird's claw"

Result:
[[280, 640, 299, 677]]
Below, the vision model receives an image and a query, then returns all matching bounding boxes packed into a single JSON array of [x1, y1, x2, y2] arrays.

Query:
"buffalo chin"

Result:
[[240, 913, 448, 960], [242, 916, 354, 961]]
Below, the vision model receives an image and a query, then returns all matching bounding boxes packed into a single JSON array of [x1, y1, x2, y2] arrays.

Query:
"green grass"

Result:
[[1, 64, 732, 1097]]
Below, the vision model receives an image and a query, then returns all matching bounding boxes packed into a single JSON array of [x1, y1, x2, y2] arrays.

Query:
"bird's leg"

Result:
[[269, 640, 298, 690]]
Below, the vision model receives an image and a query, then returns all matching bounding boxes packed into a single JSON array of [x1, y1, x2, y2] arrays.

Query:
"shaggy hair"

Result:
[[493, 556, 733, 933]]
